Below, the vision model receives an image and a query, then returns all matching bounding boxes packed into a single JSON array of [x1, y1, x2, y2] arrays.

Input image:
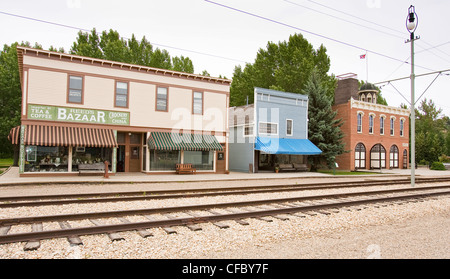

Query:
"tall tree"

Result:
[[302, 70, 346, 170], [0, 43, 23, 157], [230, 33, 336, 107]]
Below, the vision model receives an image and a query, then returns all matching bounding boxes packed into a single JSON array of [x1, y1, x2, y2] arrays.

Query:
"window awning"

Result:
[[23, 125, 118, 147], [7, 126, 21, 145], [148, 131, 223, 151], [255, 137, 322, 155]]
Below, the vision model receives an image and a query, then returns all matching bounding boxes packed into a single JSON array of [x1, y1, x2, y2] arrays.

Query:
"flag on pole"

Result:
[[360, 54, 366, 59]]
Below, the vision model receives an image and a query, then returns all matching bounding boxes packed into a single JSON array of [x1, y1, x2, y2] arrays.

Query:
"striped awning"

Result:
[[148, 131, 223, 151], [23, 125, 117, 147], [7, 126, 21, 145]]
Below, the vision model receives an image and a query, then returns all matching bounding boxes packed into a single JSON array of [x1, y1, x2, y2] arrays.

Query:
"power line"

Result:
[[204, 0, 436, 72], [0, 10, 248, 64]]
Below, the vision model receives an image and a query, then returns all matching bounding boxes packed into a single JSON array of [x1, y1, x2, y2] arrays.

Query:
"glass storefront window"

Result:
[[184, 150, 214, 170], [150, 150, 180, 170], [25, 146, 69, 172], [72, 147, 112, 171]]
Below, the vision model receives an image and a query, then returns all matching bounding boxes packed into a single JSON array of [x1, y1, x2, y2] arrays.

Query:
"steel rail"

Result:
[[0, 189, 449, 245], [1, 185, 449, 226], [1, 177, 450, 208]]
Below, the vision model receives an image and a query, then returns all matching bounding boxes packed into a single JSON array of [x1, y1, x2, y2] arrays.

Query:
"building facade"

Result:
[[13, 46, 230, 176], [333, 75, 410, 171], [228, 87, 321, 173]]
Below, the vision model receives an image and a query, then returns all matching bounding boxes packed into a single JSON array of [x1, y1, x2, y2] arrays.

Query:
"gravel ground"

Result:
[[0, 183, 448, 259]]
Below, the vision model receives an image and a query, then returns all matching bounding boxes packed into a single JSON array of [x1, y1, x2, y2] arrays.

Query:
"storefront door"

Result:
[[117, 132, 142, 172]]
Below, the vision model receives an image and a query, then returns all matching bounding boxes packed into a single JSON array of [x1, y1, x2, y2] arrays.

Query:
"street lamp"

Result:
[[406, 5, 419, 187]]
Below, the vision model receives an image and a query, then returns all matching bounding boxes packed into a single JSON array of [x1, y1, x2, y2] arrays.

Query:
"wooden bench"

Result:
[[175, 163, 196, 174], [78, 163, 106, 176], [278, 164, 296, 172], [278, 163, 308, 172], [293, 163, 308, 171]]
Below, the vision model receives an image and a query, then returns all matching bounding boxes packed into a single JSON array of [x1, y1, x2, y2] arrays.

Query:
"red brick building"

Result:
[[333, 74, 410, 171]]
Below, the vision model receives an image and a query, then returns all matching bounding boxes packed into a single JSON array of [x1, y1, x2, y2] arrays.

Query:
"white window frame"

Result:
[[286, 119, 293, 136], [357, 112, 364, 133], [259, 122, 278, 136]]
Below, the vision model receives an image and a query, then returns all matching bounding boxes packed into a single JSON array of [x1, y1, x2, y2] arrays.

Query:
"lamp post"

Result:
[[406, 5, 419, 187]]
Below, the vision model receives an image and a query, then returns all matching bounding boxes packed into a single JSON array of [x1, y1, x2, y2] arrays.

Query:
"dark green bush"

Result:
[[430, 161, 446, 170]]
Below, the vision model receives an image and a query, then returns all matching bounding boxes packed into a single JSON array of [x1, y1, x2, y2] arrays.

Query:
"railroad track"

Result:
[[0, 184, 449, 250], [1, 176, 450, 208]]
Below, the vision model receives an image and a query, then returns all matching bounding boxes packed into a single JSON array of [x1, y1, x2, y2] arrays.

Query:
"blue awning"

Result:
[[255, 137, 322, 155]]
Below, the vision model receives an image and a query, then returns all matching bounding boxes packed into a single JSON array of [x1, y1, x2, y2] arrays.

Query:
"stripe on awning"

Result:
[[24, 125, 117, 147], [7, 126, 21, 145], [148, 131, 223, 151]]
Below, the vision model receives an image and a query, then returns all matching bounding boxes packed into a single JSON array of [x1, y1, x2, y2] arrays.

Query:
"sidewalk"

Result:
[[1, 166, 449, 187]]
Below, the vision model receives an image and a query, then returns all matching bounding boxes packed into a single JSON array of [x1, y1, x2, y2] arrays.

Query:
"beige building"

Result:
[[14, 46, 230, 176]]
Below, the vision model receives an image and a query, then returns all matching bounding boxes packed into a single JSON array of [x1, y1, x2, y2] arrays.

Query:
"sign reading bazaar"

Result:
[[27, 104, 130, 125]]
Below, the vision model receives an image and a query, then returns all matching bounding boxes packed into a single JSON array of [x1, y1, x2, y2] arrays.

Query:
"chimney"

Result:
[[335, 73, 359, 105]]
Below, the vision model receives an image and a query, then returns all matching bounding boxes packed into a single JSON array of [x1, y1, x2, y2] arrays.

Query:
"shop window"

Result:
[[184, 150, 214, 170], [115, 81, 128, 108], [72, 147, 112, 171], [150, 150, 180, 170], [193, 91, 203, 114], [24, 146, 69, 172], [156, 87, 168, 111], [68, 75, 83, 103]]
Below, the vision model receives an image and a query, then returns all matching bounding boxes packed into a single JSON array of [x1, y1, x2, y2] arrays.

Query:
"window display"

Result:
[[25, 146, 69, 172], [72, 147, 112, 171]]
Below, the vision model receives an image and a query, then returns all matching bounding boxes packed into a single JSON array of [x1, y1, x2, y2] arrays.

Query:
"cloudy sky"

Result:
[[1, 0, 449, 116]]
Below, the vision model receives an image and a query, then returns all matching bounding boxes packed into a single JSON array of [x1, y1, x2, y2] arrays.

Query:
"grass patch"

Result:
[[0, 158, 13, 168], [317, 169, 380, 175]]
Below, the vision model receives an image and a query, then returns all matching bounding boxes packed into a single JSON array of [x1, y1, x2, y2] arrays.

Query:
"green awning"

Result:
[[148, 132, 223, 151]]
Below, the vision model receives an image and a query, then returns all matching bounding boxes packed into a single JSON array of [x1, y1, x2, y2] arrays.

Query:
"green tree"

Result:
[[230, 33, 336, 107], [172, 55, 194, 73], [415, 98, 447, 164], [0, 42, 23, 158], [302, 70, 345, 171]]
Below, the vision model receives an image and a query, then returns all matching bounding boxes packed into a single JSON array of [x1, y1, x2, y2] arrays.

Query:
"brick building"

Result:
[[333, 74, 410, 171]]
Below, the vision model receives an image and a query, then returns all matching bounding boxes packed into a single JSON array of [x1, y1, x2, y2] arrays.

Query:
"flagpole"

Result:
[[366, 51, 368, 82]]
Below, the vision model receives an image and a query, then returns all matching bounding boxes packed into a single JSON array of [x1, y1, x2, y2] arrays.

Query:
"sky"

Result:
[[1, 0, 450, 116]]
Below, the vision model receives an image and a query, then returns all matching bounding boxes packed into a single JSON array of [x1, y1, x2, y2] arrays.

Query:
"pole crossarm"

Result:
[[373, 69, 450, 85]]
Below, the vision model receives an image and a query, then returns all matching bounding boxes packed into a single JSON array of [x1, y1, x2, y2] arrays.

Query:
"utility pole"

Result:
[[406, 5, 419, 187]]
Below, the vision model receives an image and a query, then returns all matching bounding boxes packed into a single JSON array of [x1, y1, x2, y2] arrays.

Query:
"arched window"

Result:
[[370, 144, 386, 169], [390, 145, 399, 168], [369, 115, 374, 134], [355, 143, 366, 169], [357, 113, 363, 133], [380, 116, 385, 135]]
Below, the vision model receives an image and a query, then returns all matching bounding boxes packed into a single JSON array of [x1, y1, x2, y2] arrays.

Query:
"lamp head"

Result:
[[406, 5, 418, 33]]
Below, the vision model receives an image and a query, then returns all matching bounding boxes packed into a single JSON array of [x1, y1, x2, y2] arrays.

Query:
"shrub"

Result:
[[430, 161, 446, 170]]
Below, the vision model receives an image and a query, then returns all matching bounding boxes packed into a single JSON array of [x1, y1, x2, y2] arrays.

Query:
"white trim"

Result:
[[286, 119, 293, 136], [258, 121, 279, 136]]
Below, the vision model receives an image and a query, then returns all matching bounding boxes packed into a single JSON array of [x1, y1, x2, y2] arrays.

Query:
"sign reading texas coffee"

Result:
[[28, 104, 130, 125]]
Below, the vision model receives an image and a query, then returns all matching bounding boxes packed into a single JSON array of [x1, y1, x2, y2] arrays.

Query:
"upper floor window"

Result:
[[380, 116, 385, 135], [259, 122, 278, 135], [357, 113, 363, 133], [369, 115, 374, 134], [400, 118, 404, 137], [115, 81, 128, 108], [68, 75, 83, 104], [156, 87, 168, 111], [193, 91, 203, 114], [286, 119, 293, 136], [390, 117, 395, 136], [244, 115, 253, 136]]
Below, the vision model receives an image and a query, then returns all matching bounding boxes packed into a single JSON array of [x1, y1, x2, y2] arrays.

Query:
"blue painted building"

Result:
[[228, 87, 321, 172]]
